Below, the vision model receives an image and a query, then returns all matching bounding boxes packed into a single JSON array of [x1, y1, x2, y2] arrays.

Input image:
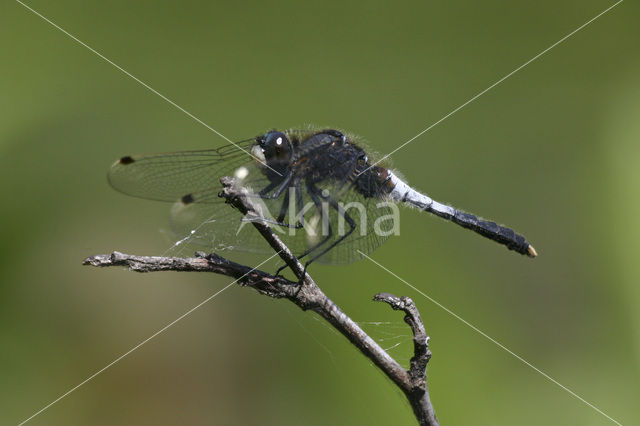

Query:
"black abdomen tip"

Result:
[[452, 210, 534, 257]]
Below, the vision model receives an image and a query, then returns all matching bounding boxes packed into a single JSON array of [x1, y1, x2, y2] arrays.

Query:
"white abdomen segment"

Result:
[[388, 171, 455, 219]]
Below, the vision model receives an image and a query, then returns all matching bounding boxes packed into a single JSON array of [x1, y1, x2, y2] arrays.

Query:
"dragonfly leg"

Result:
[[275, 188, 290, 223], [275, 181, 332, 277], [304, 190, 357, 267], [295, 180, 305, 228], [245, 177, 306, 230], [245, 172, 292, 199], [275, 179, 304, 226], [254, 180, 305, 230], [296, 182, 335, 262], [257, 180, 279, 196], [258, 172, 293, 199], [275, 262, 291, 277], [244, 216, 304, 229], [245, 181, 303, 229]]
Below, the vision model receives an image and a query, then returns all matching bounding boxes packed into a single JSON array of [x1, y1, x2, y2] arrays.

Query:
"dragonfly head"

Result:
[[255, 131, 293, 171]]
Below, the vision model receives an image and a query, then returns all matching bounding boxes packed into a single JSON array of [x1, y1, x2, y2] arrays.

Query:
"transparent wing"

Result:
[[109, 139, 395, 263], [107, 140, 263, 202], [276, 180, 395, 265], [170, 178, 396, 264], [169, 187, 275, 255]]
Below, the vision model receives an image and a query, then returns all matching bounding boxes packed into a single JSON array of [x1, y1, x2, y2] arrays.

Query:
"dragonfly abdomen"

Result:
[[387, 171, 537, 257]]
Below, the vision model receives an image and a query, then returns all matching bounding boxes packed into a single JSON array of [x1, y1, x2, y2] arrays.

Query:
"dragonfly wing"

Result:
[[169, 186, 275, 254], [306, 182, 394, 265], [109, 139, 395, 262], [260, 179, 395, 265], [107, 140, 259, 202]]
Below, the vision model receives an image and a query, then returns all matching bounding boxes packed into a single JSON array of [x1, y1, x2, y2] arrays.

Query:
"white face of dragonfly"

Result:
[[251, 143, 266, 163]]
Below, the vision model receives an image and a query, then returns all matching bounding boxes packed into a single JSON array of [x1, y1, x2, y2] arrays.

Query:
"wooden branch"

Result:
[[374, 293, 437, 425], [83, 251, 297, 299], [84, 177, 438, 426]]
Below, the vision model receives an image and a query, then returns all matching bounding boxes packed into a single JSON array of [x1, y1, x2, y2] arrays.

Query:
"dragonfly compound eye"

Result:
[[262, 131, 293, 164]]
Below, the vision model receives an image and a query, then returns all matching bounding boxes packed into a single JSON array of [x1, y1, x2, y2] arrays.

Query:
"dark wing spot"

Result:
[[181, 193, 195, 205], [119, 156, 135, 165]]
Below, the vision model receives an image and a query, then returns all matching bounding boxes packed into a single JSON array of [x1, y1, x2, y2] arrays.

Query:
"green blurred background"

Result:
[[1, 1, 638, 424]]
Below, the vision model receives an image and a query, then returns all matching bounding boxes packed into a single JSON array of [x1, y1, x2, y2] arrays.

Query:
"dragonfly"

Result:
[[108, 127, 537, 268]]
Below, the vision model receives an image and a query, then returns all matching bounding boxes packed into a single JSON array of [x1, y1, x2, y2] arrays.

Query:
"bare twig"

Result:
[[85, 177, 438, 426], [83, 251, 298, 299], [374, 293, 437, 425]]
